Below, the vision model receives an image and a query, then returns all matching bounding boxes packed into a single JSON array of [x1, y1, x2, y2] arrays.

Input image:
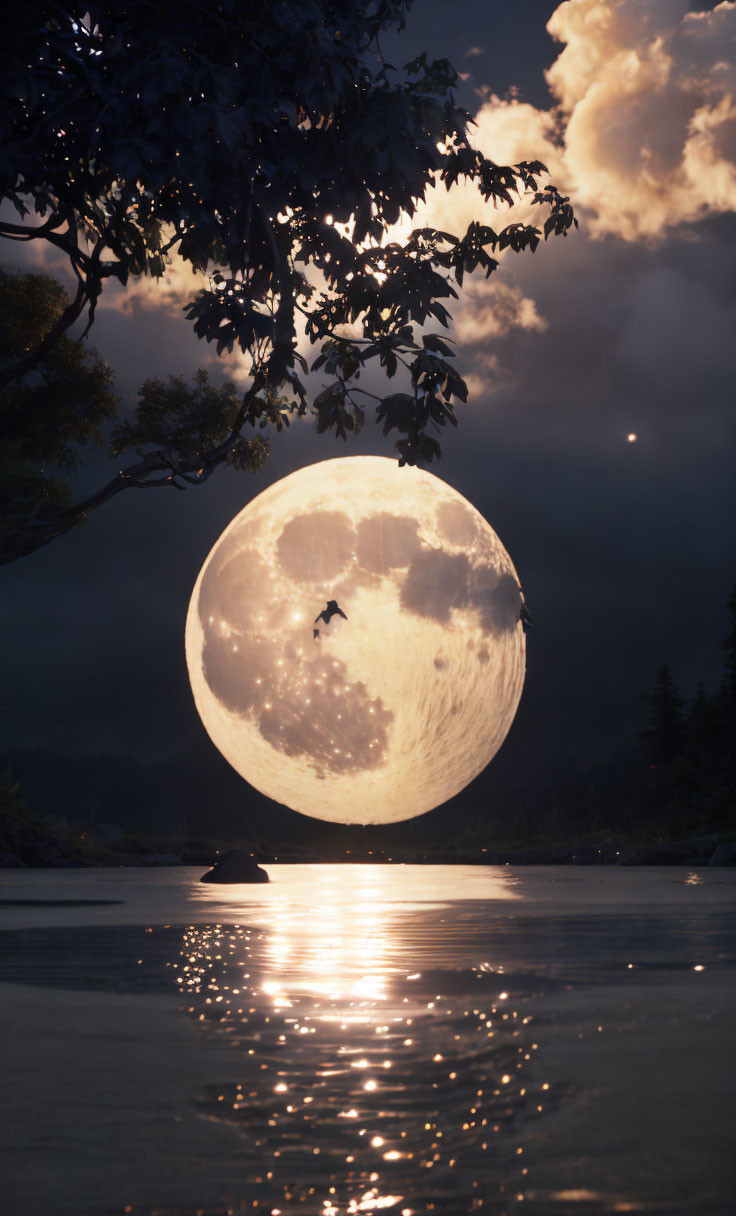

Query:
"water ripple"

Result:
[[179, 922, 568, 1216]]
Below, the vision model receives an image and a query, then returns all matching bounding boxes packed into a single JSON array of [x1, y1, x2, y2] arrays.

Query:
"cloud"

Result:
[[463, 361, 501, 401], [440, 1, 736, 435], [465, 45, 485, 58], [438, 279, 546, 399], [407, 97, 563, 241], [422, 2, 736, 244], [682, 92, 736, 213], [112, 257, 208, 315], [379, 0, 736, 388], [471, 95, 565, 176], [452, 279, 548, 345], [547, 0, 736, 239], [387, 97, 560, 380]]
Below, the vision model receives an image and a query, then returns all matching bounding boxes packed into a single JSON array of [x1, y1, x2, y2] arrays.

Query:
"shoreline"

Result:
[[3, 834, 735, 870]]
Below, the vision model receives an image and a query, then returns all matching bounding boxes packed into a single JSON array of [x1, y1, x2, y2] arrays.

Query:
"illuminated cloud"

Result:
[[550, 0, 736, 238], [114, 256, 208, 314], [398, 99, 559, 375], [469, 0, 736, 241], [395, 0, 736, 377], [417, 2, 736, 246], [453, 280, 548, 345]]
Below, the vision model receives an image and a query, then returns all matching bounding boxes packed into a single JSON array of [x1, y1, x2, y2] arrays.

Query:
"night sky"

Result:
[[2, 1, 735, 831]]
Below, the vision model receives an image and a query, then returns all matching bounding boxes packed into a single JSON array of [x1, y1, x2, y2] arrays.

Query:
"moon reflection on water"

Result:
[[177, 867, 565, 1215]]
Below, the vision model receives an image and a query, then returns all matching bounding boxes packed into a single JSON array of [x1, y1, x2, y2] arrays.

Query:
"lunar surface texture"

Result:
[[185, 457, 526, 824]]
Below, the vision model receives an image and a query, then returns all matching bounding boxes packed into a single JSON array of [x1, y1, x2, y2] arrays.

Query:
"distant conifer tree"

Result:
[[642, 663, 685, 767], [721, 587, 736, 714], [718, 587, 736, 783], [686, 684, 716, 753]]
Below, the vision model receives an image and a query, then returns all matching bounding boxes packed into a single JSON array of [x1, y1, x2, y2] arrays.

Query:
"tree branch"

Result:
[[0, 277, 89, 389], [0, 220, 122, 386], [1, 378, 264, 564], [0, 214, 66, 240], [260, 210, 296, 382]]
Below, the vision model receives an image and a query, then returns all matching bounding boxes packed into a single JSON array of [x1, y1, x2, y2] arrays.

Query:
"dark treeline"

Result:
[[639, 586, 735, 835], [512, 585, 736, 848]]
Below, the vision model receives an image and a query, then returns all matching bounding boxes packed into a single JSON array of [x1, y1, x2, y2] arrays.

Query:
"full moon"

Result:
[[185, 457, 525, 824]]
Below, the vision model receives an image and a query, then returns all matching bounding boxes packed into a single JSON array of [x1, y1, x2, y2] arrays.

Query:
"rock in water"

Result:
[[200, 849, 270, 884]]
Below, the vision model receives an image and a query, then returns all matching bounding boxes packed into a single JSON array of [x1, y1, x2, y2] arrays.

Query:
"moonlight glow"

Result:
[[185, 457, 525, 824]]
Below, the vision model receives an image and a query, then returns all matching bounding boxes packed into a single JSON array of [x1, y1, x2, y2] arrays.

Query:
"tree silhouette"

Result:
[[721, 586, 736, 715], [639, 591, 736, 834], [0, 1, 575, 562], [717, 586, 736, 789], [0, 270, 118, 541], [642, 663, 684, 768]]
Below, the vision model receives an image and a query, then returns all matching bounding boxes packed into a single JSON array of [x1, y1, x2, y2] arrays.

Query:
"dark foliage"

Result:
[[0, 269, 118, 541], [642, 662, 685, 767], [722, 586, 736, 711], [0, 1, 575, 561], [637, 591, 736, 834], [0, 270, 267, 561], [110, 370, 270, 474]]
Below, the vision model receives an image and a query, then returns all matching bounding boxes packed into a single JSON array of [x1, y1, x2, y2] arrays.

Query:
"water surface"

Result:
[[0, 865, 734, 1216]]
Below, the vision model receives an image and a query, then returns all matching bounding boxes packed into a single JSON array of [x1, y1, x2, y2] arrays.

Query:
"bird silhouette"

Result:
[[313, 599, 348, 639], [519, 594, 533, 632]]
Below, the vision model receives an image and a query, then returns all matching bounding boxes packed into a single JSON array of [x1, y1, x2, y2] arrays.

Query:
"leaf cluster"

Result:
[[0, 270, 267, 563], [111, 369, 269, 473], [2, 0, 576, 468], [0, 269, 117, 523]]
